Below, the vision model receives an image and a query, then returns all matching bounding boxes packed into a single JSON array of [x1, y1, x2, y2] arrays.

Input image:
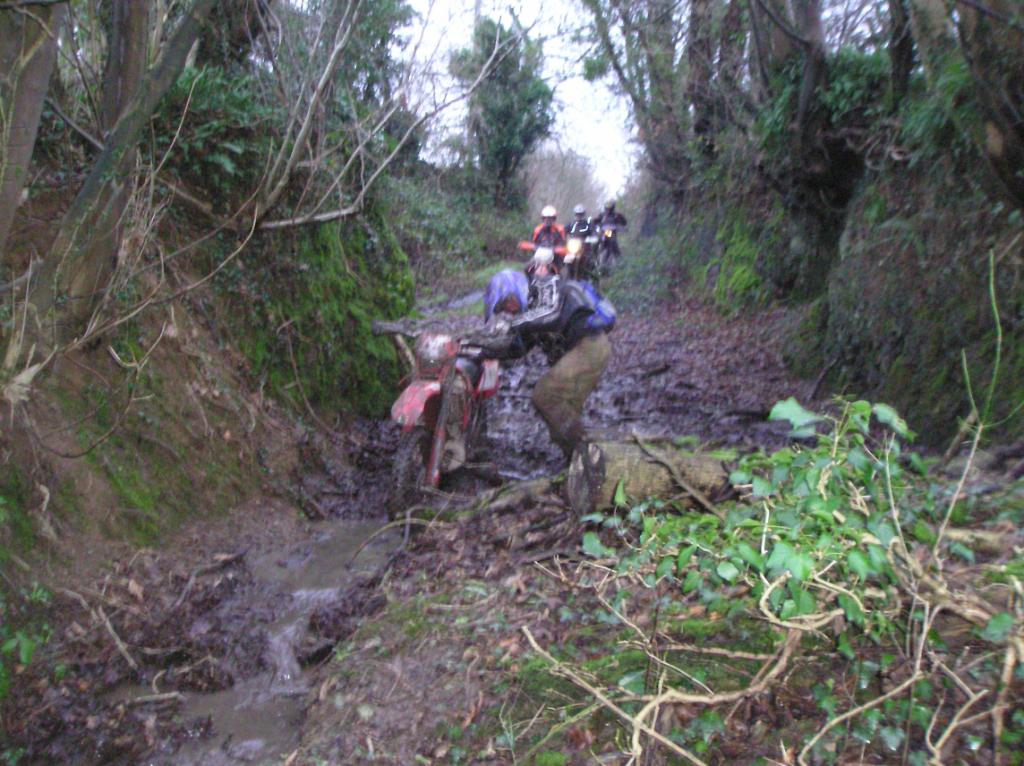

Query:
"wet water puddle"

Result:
[[115, 519, 400, 765]]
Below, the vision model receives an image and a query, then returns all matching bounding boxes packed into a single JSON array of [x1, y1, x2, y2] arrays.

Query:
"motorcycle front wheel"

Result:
[[388, 426, 429, 519]]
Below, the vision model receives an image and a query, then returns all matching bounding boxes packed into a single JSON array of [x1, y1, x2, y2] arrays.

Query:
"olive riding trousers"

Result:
[[531, 332, 611, 457]]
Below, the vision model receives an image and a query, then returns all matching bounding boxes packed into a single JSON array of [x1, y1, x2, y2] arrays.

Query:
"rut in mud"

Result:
[[6, 294, 816, 765]]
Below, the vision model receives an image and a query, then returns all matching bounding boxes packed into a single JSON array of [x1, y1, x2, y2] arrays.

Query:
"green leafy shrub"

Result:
[[382, 171, 527, 283], [758, 49, 888, 157], [899, 56, 978, 165], [0, 585, 51, 705], [563, 399, 1021, 762], [151, 66, 276, 204], [820, 49, 889, 125]]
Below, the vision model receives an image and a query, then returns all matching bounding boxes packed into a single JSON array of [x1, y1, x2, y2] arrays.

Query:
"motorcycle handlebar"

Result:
[[371, 319, 415, 336], [517, 241, 567, 255]]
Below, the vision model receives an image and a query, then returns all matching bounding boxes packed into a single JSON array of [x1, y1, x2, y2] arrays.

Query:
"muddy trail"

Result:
[[5, 294, 817, 765]]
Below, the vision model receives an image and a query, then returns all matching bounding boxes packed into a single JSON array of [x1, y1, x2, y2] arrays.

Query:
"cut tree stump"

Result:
[[566, 436, 728, 515]]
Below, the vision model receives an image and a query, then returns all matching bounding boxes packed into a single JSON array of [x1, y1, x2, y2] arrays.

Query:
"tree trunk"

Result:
[[686, 0, 714, 143], [792, 0, 827, 152], [716, 0, 747, 124], [953, 1, 1024, 208], [6, 0, 217, 365], [888, 0, 914, 108], [0, 4, 67, 263], [906, 0, 952, 83], [63, 0, 151, 325], [565, 438, 728, 515]]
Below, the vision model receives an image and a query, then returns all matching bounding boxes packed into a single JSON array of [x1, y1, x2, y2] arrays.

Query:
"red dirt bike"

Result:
[[373, 320, 502, 517]]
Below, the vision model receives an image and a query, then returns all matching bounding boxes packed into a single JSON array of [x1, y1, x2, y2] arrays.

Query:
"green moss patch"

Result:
[[224, 209, 414, 417]]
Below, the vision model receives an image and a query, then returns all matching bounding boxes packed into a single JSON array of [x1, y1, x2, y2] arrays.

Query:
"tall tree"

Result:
[[451, 18, 554, 208], [907, 0, 1024, 208], [6, 0, 218, 365], [950, 1, 1024, 207], [581, 0, 692, 194], [64, 0, 151, 325], [0, 3, 67, 261]]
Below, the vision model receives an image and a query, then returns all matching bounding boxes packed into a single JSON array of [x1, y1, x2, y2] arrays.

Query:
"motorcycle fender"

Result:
[[391, 381, 442, 428], [476, 359, 500, 399]]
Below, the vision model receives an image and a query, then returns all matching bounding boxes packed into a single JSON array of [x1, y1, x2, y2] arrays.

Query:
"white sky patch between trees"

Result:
[[402, 0, 637, 197]]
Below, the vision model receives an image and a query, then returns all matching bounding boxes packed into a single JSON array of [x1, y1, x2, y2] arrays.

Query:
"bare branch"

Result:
[[0, 0, 66, 8]]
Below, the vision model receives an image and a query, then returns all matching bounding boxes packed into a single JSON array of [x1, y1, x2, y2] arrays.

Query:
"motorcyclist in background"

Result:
[[565, 204, 597, 281], [567, 204, 592, 239], [593, 199, 628, 262], [482, 262, 616, 461], [532, 205, 566, 250]]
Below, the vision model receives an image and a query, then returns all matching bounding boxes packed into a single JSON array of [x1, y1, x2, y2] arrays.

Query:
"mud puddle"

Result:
[[122, 519, 400, 766]]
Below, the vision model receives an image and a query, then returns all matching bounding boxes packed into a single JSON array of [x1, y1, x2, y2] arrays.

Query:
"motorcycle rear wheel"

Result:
[[388, 426, 429, 519]]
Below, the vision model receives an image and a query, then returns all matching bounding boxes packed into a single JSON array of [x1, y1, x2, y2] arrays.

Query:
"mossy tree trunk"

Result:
[[566, 438, 728, 515], [953, 1, 1024, 208], [63, 0, 151, 328], [906, 0, 953, 83], [5, 0, 217, 367]]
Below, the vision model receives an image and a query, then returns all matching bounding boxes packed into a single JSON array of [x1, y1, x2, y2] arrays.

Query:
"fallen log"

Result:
[[566, 436, 729, 515]]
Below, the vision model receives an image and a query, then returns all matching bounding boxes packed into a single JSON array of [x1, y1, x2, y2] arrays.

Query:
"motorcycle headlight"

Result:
[[567, 238, 582, 255], [415, 333, 458, 372]]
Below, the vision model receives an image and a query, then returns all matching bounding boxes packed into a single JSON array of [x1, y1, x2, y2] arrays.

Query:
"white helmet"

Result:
[[573, 204, 585, 215], [541, 205, 557, 218]]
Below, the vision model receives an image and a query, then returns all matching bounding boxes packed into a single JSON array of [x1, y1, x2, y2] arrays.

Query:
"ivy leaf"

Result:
[[872, 403, 915, 441], [837, 631, 855, 660], [716, 561, 740, 583], [788, 550, 813, 583], [676, 545, 696, 573], [16, 634, 36, 666], [848, 400, 872, 434], [729, 469, 752, 485], [912, 520, 936, 545], [769, 397, 822, 434], [752, 476, 773, 498], [880, 726, 905, 752], [582, 532, 614, 558], [980, 613, 1015, 643], [793, 588, 816, 615], [838, 593, 865, 626], [612, 479, 628, 507], [847, 549, 871, 579], [618, 670, 645, 694], [736, 542, 765, 571], [656, 557, 675, 580], [682, 569, 702, 594], [209, 153, 238, 175], [767, 542, 795, 576]]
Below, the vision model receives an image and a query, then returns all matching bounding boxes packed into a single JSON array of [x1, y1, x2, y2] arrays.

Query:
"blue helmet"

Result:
[[483, 268, 528, 321]]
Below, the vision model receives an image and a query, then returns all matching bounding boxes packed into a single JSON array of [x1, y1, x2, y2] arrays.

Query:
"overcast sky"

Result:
[[404, 0, 638, 196]]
